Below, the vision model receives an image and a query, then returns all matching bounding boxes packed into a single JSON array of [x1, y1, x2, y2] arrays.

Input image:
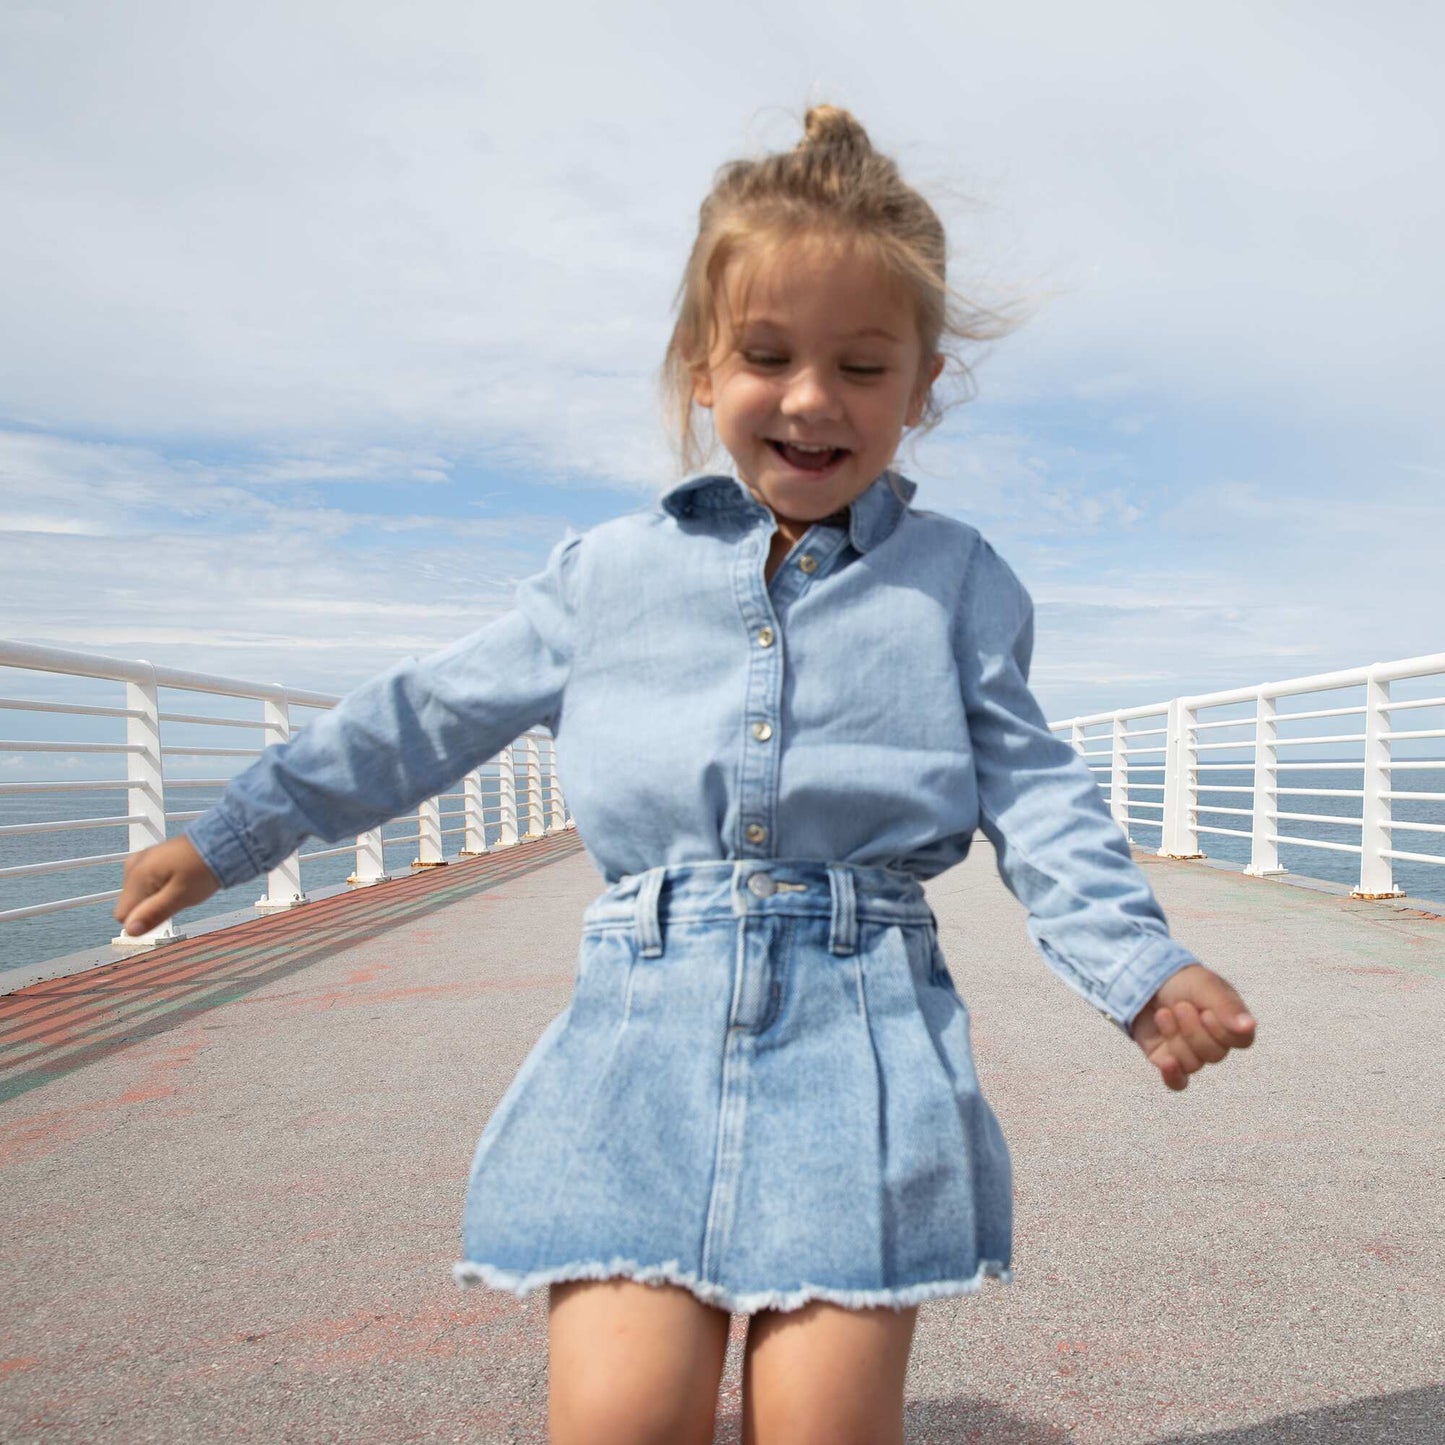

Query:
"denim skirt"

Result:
[[452, 859, 1013, 1314]]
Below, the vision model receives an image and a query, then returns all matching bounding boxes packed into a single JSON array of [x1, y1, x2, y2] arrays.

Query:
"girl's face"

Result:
[[691, 236, 943, 544]]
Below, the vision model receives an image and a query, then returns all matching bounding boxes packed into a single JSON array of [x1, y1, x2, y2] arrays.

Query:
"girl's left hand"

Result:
[[1130, 963, 1256, 1091]]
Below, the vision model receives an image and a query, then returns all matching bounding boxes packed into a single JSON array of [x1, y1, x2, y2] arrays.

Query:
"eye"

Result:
[[842, 365, 887, 378], [742, 351, 786, 367]]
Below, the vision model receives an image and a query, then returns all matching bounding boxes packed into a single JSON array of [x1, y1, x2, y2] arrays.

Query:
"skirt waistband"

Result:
[[582, 860, 935, 960]]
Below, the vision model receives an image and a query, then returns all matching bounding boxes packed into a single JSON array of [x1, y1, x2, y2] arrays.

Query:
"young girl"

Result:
[[115, 106, 1255, 1445]]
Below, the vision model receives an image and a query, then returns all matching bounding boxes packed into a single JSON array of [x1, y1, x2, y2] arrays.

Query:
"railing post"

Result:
[[496, 748, 519, 848], [1354, 670, 1403, 898], [1245, 690, 1286, 877], [111, 665, 183, 949], [348, 827, 390, 888], [547, 738, 566, 833], [1110, 714, 1130, 839], [519, 734, 544, 839], [414, 795, 446, 867], [459, 770, 487, 856], [255, 690, 307, 912], [1159, 696, 1204, 859]]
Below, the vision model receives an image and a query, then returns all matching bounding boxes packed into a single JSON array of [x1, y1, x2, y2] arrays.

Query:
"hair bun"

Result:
[[799, 104, 874, 160]]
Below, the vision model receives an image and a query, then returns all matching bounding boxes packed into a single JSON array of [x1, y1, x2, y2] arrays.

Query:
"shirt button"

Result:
[[747, 872, 776, 898], [751, 720, 773, 742], [745, 822, 768, 844], [798, 555, 818, 574], [757, 626, 775, 647]]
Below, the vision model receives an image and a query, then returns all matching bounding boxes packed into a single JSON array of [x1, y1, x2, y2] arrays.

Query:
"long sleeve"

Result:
[[955, 538, 1199, 1031], [186, 532, 581, 889]]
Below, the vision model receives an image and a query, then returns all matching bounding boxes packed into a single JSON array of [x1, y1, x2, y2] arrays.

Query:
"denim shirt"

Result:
[[188, 469, 1200, 1031]]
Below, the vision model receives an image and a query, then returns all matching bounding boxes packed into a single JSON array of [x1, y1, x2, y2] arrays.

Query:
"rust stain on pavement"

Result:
[[0, 832, 584, 1106], [0, 1033, 208, 1166]]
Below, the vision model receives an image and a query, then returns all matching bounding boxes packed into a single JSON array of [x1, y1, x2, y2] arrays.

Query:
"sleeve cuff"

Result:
[[185, 805, 265, 891], [1098, 933, 1201, 1034]]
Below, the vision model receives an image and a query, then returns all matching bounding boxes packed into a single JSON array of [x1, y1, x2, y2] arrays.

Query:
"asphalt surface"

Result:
[[1, 831, 1441, 1442]]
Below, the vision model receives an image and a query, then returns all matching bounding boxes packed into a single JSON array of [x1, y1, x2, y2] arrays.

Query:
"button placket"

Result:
[[734, 528, 784, 858]]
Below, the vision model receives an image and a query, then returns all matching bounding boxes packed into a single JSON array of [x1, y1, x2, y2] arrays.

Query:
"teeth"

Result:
[[782, 442, 833, 452]]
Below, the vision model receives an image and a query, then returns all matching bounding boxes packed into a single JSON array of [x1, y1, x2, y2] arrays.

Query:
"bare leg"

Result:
[[548, 1278, 731, 1445], [740, 1299, 919, 1445]]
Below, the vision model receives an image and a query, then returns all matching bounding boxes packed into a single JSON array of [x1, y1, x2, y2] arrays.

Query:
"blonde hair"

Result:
[[659, 104, 1026, 475]]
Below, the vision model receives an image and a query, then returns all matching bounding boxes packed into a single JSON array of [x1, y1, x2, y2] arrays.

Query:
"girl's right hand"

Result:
[[114, 835, 221, 937]]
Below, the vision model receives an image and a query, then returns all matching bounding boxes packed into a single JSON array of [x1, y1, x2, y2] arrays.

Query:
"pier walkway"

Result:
[[2, 836, 1442, 1443]]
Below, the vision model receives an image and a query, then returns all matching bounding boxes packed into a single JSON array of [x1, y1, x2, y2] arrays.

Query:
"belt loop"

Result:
[[635, 867, 665, 958], [827, 865, 857, 956]]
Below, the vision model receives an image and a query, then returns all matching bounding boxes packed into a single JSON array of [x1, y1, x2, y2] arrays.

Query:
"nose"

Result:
[[780, 366, 841, 421]]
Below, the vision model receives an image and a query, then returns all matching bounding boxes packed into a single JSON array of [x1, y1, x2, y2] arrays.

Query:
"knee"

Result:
[[550, 1370, 718, 1445]]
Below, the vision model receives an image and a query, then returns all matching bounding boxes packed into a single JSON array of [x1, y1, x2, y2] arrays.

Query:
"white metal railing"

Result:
[[1049, 651, 1445, 899], [0, 639, 571, 951]]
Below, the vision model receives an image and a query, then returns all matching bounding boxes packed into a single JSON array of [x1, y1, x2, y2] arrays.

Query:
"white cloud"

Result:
[[0, 1, 1441, 722], [1, 2, 1441, 468]]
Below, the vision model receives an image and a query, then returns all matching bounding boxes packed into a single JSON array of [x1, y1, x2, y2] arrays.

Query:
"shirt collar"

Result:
[[659, 469, 916, 554]]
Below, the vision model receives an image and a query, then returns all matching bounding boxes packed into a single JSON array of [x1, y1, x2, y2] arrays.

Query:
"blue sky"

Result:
[[2, 0, 1442, 727]]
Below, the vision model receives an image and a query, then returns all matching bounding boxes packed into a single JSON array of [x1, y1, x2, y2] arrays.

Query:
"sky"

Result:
[[2, 0, 1442, 731]]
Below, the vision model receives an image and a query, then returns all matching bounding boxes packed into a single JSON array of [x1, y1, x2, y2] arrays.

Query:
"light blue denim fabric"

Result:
[[187, 468, 1199, 1032], [454, 859, 1014, 1313]]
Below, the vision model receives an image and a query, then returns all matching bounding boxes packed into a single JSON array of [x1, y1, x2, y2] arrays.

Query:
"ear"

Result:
[[905, 353, 946, 428], [691, 365, 714, 410]]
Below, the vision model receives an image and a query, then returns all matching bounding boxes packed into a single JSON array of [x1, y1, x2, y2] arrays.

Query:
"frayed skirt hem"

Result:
[[451, 1256, 1013, 1314]]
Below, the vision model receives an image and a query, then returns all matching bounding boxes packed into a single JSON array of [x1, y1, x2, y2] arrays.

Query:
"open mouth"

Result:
[[768, 440, 850, 474]]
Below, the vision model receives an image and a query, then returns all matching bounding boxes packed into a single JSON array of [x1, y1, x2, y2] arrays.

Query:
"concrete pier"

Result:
[[2, 834, 1442, 1442]]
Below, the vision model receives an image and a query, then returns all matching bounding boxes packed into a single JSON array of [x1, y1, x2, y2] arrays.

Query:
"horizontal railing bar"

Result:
[[1275, 811, 1362, 827], [1383, 695, 1445, 712], [1381, 847, 1445, 866], [0, 780, 130, 794], [1383, 728, 1445, 742], [1278, 787, 1363, 797], [0, 639, 340, 707], [1267, 703, 1365, 723], [0, 740, 142, 754], [0, 697, 142, 720], [1385, 760, 1445, 771], [1195, 825, 1253, 839], [1382, 790, 1445, 802], [1270, 733, 1366, 747], [0, 849, 130, 881], [1196, 786, 1254, 795], [160, 746, 264, 758], [1127, 801, 1164, 811], [1053, 651, 1445, 731], [298, 843, 355, 863], [0, 887, 123, 923], [1388, 820, 1445, 836], [157, 711, 269, 728], [1270, 834, 1361, 855], [1191, 805, 1252, 818], [162, 778, 232, 789], [165, 810, 205, 823], [0, 814, 142, 837]]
